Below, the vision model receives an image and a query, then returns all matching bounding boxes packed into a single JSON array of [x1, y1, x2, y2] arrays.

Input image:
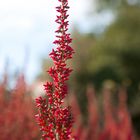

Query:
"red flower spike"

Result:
[[35, 0, 74, 139]]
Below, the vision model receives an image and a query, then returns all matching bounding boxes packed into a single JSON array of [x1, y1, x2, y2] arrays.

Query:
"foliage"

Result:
[[93, 0, 140, 11], [71, 5, 140, 103]]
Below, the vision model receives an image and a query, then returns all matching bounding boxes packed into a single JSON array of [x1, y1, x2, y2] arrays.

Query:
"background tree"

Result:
[[70, 0, 140, 134], [71, 0, 140, 102]]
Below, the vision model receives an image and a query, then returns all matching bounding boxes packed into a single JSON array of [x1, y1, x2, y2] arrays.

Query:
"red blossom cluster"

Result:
[[70, 86, 134, 140], [35, 0, 74, 139], [0, 71, 40, 140]]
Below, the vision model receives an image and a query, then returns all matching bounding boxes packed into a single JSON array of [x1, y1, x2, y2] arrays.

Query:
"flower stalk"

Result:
[[35, 0, 74, 139]]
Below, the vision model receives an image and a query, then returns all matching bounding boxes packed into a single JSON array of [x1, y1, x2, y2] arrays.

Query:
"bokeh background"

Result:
[[0, 0, 140, 139]]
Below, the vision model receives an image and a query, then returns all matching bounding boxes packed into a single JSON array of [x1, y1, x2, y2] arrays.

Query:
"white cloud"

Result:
[[0, 0, 55, 13], [0, 17, 33, 31]]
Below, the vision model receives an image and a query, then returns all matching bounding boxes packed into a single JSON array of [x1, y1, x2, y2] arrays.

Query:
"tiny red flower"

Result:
[[36, 0, 74, 139]]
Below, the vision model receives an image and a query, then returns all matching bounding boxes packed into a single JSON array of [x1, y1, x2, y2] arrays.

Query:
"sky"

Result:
[[0, 0, 113, 83]]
